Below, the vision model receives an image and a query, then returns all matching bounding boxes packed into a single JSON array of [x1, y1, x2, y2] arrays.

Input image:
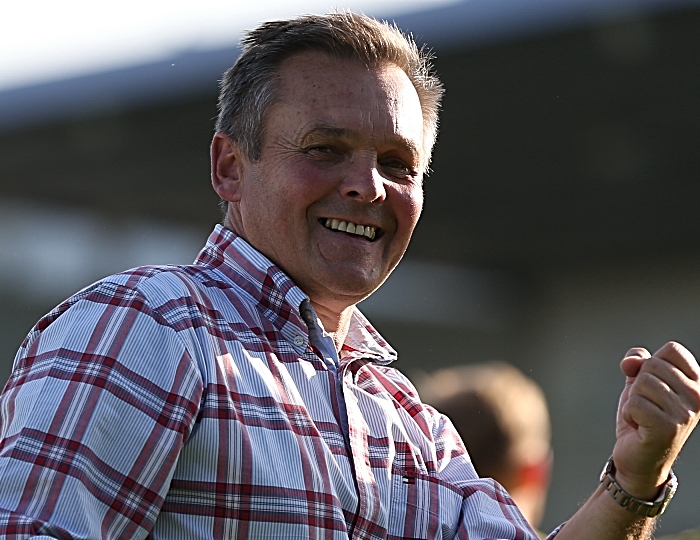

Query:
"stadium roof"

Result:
[[2, 0, 698, 132]]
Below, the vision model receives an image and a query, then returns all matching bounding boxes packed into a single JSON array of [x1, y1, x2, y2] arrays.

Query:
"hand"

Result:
[[613, 342, 700, 500]]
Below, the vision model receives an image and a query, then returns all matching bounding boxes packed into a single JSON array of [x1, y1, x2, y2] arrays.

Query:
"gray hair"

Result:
[[215, 11, 444, 170]]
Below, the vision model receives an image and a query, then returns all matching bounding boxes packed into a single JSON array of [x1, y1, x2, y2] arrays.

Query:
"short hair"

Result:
[[417, 362, 551, 482], [215, 11, 444, 171]]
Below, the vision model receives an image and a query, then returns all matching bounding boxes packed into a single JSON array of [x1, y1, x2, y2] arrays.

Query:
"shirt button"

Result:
[[293, 335, 304, 346]]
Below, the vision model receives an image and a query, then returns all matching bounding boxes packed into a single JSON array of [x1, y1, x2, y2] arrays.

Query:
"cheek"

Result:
[[399, 186, 424, 230], [273, 161, 334, 203], [412, 190, 424, 222]]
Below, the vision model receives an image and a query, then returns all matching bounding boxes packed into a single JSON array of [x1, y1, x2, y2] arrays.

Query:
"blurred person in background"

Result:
[[417, 362, 552, 537]]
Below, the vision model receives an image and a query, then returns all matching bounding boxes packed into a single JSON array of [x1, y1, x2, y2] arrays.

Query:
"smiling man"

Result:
[[0, 12, 699, 540], [211, 50, 424, 350]]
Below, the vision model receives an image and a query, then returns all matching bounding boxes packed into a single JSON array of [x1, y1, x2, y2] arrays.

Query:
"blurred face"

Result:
[[217, 51, 425, 312]]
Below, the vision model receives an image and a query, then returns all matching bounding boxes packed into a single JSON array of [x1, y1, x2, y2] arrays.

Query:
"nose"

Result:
[[340, 156, 387, 203]]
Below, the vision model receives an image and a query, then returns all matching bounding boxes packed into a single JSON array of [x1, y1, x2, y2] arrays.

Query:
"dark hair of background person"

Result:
[[417, 362, 552, 531]]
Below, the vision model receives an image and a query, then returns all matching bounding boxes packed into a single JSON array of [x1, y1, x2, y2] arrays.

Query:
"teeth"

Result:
[[324, 218, 376, 240]]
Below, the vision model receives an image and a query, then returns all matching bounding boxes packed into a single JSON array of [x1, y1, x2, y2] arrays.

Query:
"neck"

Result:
[[310, 300, 355, 352]]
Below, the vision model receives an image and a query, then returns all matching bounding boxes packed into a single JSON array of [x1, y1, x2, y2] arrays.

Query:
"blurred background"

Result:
[[1, 0, 699, 534]]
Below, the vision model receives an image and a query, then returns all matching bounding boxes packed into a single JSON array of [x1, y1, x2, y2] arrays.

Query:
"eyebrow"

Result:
[[300, 125, 357, 145], [302, 123, 422, 160]]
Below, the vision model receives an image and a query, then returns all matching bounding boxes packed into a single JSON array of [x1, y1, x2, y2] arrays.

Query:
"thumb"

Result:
[[620, 347, 651, 379]]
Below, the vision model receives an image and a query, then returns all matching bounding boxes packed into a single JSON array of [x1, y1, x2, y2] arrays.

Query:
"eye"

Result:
[[307, 145, 340, 156], [306, 145, 345, 163], [380, 157, 416, 179]]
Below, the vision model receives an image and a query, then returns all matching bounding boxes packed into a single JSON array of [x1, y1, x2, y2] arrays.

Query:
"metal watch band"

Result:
[[599, 457, 678, 518]]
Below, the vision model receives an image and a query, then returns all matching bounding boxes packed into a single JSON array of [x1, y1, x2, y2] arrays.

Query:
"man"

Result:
[[417, 362, 552, 535], [0, 11, 698, 540]]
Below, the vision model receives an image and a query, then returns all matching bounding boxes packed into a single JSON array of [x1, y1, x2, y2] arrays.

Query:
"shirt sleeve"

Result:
[[375, 366, 564, 539], [421, 398, 565, 540], [0, 279, 204, 539], [545, 524, 565, 538]]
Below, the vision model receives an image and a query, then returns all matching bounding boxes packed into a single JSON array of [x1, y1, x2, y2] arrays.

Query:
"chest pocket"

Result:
[[387, 469, 464, 540]]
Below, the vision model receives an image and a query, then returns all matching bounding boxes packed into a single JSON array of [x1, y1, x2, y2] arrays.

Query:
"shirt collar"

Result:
[[196, 225, 396, 364], [341, 309, 397, 365]]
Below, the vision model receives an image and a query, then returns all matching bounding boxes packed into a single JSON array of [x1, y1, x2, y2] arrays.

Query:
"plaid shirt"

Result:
[[0, 225, 556, 539]]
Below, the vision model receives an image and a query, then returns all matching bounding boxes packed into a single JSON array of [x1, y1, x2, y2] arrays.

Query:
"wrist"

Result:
[[599, 457, 677, 518]]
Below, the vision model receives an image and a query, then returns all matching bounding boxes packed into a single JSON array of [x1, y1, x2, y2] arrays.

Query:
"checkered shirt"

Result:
[[0, 225, 557, 539]]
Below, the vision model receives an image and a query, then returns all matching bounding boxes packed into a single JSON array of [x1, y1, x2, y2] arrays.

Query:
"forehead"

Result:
[[271, 52, 424, 153]]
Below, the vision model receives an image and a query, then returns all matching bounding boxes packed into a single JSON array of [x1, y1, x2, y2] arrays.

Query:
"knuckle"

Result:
[[666, 341, 694, 363], [658, 341, 682, 360], [624, 393, 646, 412], [667, 340, 685, 353], [688, 358, 700, 382], [678, 408, 694, 427], [687, 384, 700, 412], [634, 371, 655, 388]]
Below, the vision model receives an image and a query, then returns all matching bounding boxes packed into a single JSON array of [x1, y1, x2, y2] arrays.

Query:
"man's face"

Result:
[[219, 51, 425, 311]]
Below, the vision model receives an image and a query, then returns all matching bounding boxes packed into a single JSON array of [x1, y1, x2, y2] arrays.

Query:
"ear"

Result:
[[211, 131, 247, 203], [515, 451, 553, 491]]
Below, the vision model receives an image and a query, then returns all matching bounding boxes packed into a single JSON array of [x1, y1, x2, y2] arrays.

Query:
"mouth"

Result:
[[322, 218, 378, 241]]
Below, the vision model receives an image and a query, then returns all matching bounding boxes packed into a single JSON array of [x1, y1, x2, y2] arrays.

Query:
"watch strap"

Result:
[[599, 457, 678, 518]]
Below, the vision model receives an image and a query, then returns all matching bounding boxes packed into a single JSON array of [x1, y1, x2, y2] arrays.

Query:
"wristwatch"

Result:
[[599, 457, 678, 517]]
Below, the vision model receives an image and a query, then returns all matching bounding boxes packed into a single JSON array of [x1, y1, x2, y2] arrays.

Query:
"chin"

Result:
[[333, 277, 386, 303], [302, 264, 391, 305]]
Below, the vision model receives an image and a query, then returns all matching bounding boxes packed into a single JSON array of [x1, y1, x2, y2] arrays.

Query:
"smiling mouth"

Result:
[[322, 218, 377, 240]]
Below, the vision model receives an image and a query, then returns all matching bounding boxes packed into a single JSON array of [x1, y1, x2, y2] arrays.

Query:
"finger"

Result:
[[620, 347, 651, 378], [622, 389, 677, 439], [626, 347, 652, 359], [627, 370, 681, 418], [653, 341, 700, 382], [624, 372, 700, 454], [620, 393, 682, 483], [637, 356, 700, 410]]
